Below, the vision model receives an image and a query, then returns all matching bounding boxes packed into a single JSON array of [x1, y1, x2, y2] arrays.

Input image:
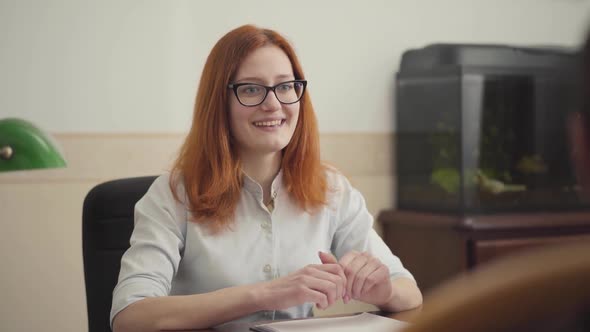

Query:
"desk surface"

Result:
[[192, 308, 423, 332]]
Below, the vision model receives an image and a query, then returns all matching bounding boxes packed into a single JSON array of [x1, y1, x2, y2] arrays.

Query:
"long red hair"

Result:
[[170, 24, 327, 232]]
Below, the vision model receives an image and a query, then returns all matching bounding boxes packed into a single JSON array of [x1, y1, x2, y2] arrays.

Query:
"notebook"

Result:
[[250, 312, 409, 332]]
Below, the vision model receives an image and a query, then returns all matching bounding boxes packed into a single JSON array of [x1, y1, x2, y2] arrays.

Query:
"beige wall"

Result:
[[0, 133, 394, 332]]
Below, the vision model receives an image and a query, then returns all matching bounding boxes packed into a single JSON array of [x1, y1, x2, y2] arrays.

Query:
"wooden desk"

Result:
[[187, 308, 423, 332]]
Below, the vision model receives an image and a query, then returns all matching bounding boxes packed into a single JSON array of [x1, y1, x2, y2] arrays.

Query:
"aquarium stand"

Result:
[[379, 209, 590, 292]]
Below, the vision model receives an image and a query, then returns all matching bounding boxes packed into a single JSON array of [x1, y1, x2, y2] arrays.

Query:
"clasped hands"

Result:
[[256, 251, 393, 311]]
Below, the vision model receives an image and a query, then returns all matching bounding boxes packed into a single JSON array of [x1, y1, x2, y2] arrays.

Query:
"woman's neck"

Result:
[[240, 150, 282, 203]]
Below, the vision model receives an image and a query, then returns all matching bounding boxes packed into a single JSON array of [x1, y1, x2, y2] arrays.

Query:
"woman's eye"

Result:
[[277, 83, 293, 91], [242, 86, 261, 94]]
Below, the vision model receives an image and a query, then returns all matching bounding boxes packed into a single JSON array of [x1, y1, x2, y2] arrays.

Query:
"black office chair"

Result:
[[82, 176, 158, 332]]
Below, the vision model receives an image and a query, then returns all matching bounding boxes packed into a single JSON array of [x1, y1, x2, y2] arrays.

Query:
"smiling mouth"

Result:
[[252, 119, 286, 127]]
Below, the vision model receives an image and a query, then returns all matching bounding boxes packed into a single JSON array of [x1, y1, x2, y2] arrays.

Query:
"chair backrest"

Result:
[[82, 176, 158, 332]]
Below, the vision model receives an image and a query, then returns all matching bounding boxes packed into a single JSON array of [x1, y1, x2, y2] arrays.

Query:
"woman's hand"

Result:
[[253, 262, 347, 310], [319, 251, 393, 306]]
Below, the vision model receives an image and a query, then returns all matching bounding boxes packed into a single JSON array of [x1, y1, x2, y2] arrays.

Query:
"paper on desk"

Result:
[[250, 312, 409, 332]]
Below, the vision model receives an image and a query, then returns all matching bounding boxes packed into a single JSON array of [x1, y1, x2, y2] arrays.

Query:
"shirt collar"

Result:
[[242, 170, 283, 200]]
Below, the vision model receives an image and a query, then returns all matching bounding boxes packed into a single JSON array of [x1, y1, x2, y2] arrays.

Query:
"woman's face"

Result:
[[228, 45, 300, 157]]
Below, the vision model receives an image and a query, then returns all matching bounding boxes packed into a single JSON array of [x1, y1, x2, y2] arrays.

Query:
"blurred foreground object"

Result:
[[404, 241, 590, 332]]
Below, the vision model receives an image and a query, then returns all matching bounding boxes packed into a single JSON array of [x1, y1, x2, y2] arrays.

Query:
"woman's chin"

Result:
[[244, 142, 289, 155]]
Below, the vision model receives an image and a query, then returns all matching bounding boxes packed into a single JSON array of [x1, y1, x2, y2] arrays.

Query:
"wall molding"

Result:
[[0, 132, 395, 184]]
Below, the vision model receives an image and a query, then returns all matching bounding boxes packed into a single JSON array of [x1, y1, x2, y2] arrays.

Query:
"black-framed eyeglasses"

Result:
[[228, 80, 307, 107]]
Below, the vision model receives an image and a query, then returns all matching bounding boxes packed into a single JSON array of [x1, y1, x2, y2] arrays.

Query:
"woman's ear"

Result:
[[569, 112, 590, 198]]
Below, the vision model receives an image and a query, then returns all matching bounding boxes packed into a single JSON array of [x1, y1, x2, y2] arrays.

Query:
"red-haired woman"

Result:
[[111, 25, 422, 332]]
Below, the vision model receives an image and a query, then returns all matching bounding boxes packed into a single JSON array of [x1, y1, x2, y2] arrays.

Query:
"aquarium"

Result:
[[395, 44, 585, 213]]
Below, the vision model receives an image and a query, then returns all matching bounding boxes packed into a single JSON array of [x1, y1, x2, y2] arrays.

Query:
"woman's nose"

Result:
[[260, 90, 282, 111]]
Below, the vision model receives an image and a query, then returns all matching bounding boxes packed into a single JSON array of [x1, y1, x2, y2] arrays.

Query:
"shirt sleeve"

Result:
[[110, 174, 187, 327], [329, 172, 414, 281]]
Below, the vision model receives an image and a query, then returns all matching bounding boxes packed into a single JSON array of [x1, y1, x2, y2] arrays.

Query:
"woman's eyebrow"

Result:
[[234, 74, 295, 84], [234, 76, 264, 83], [275, 74, 295, 80]]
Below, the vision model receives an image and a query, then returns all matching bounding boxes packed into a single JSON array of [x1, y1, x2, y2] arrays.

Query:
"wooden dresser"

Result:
[[379, 210, 590, 292]]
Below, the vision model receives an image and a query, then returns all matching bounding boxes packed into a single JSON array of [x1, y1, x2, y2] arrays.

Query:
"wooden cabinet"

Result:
[[378, 210, 590, 292]]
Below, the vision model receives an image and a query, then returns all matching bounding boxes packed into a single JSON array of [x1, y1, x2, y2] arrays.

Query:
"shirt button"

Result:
[[261, 223, 271, 231], [263, 264, 272, 273]]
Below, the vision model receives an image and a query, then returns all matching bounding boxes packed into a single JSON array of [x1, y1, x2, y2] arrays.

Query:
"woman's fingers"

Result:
[[352, 257, 389, 299], [340, 251, 368, 301], [315, 251, 392, 304], [360, 265, 390, 297], [288, 264, 347, 308], [338, 250, 359, 268], [309, 263, 347, 284], [294, 277, 330, 309], [318, 251, 338, 264], [318, 263, 347, 298], [303, 266, 346, 305], [338, 251, 356, 303], [336, 251, 390, 301], [262, 260, 351, 310], [351, 257, 382, 299]]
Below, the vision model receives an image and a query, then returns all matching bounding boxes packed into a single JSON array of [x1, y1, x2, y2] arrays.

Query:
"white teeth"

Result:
[[254, 119, 283, 127]]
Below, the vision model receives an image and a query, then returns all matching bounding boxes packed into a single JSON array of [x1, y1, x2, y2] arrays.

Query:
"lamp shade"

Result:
[[0, 118, 66, 172]]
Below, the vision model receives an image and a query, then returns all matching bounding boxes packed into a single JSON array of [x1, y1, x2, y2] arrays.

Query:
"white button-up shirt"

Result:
[[110, 170, 414, 326]]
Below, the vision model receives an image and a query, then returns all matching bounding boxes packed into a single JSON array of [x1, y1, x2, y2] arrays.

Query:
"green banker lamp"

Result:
[[0, 118, 66, 172]]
